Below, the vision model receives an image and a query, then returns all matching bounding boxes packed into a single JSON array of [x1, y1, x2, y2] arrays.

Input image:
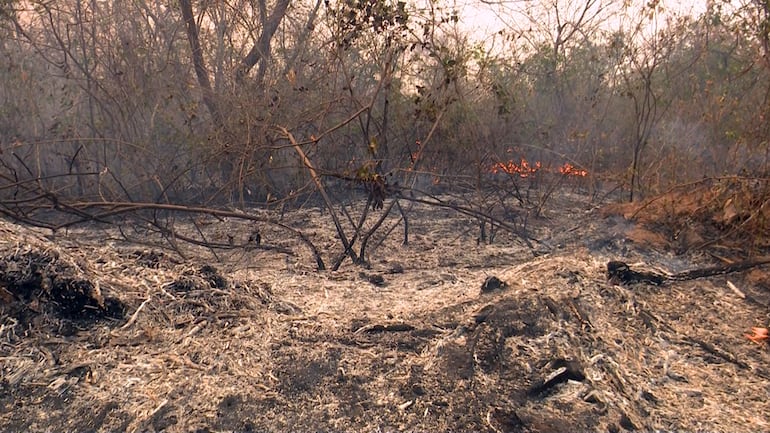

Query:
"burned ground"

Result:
[[1, 187, 769, 432]]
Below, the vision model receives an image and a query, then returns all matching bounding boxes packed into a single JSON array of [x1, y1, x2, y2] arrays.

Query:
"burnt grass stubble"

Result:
[[1, 187, 769, 432]]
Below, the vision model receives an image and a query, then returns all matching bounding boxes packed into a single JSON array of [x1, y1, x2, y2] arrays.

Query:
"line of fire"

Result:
[[490, 159, 589, 178]]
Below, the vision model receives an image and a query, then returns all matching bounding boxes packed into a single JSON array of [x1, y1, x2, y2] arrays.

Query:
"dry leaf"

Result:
[[745, 327, 769, 344]]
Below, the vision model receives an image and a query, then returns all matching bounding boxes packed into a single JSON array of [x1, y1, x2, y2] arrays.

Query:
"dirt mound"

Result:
[[601, 177, 770, 255], [0, 222, 125, 338]]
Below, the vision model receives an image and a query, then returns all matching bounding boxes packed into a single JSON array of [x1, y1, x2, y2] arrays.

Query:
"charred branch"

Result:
[[2, 193, 325, 270], [607, 258, 770, 285]]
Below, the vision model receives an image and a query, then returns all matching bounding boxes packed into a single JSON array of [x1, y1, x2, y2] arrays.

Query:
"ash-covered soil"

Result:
[[1, 189, 769, 432]]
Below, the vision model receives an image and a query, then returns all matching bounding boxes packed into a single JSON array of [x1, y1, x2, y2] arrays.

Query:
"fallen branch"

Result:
[[607, 258, 770, 285], [397, 189, 538, 252], [55, 201, 325, 270]]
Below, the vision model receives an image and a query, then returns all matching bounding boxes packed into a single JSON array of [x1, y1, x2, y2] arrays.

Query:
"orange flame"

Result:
[[491, 158, 542, 178], [559, 163, 588, 177], [491, 159, 588, 178]]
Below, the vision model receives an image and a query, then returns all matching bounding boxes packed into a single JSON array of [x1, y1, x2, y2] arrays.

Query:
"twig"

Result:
[[726, 280, 746, 299], [331, 194, 371, 270], [358, 198, 397, 260], [120, 296, 152, 330], [190, 216, 220, 262]]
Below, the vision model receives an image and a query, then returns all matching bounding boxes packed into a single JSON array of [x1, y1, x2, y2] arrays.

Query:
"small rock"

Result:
[[360, 272, 385, 286], [527, 358, 585, 397], [619, 413, 638, 431], [480, 276, 508, 294], [473, 304, 496, 324], [386, 263, 404, 274]]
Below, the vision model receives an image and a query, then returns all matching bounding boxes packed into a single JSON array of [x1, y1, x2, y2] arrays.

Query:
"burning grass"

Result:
[[490, 158, 588, 178]]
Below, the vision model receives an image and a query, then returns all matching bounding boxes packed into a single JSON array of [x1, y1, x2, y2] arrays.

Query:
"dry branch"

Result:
[[19, 200, 325, 270], [398, 189, 537, 251], [279, 126, 350, 269]]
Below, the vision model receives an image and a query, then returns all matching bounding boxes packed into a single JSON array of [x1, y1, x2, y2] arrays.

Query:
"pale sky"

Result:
[[451, 0, 710, 47]]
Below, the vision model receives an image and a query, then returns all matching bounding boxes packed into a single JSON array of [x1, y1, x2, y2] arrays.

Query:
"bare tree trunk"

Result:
[[179, 0, 221, 126], [235, 0, 291, 83]]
